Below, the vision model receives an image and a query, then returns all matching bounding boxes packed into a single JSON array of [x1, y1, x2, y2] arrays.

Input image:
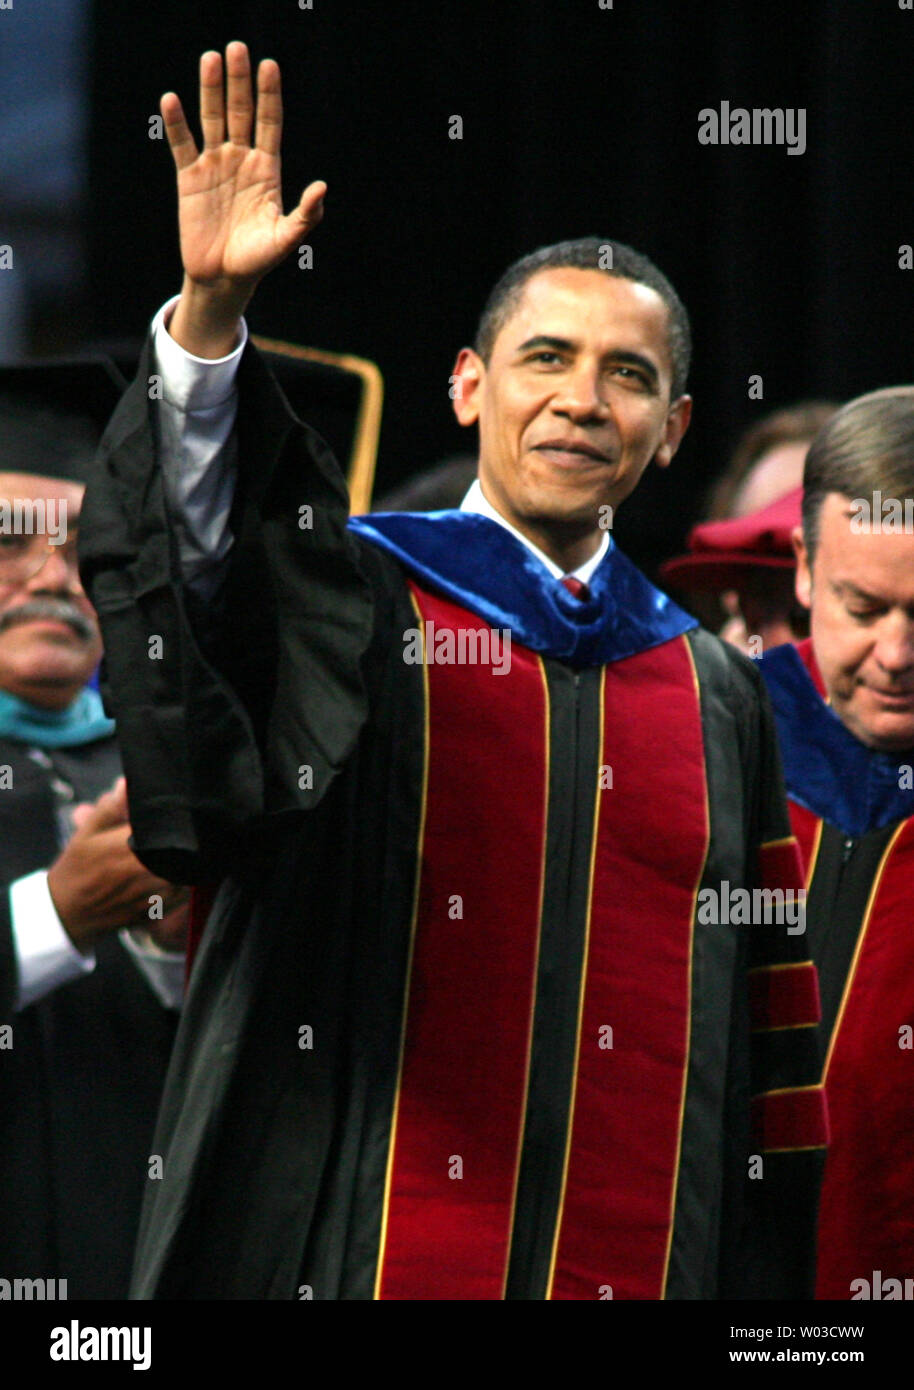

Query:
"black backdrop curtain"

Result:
[[86, 0, 914, 573]]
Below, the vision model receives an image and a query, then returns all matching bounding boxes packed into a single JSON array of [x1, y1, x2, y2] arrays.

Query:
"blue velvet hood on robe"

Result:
[[760, 640, 914, 838], [349, 510, 697, 668]]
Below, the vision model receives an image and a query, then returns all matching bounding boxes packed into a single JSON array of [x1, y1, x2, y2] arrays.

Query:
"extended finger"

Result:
[[254, 57, 283, 155], [199, 48, 225, 150], [160, 92, 199, 170], [225, 39, 253, 147]]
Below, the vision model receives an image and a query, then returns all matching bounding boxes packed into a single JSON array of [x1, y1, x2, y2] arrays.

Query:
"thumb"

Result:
[[277, 180, 326, 254], [82, 776, 130, 833]]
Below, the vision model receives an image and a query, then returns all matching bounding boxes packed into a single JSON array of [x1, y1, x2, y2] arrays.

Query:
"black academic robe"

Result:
[[0, 733, 179, 1299], [79, 342, 827, 1301], [761, 639, 914, 1301]]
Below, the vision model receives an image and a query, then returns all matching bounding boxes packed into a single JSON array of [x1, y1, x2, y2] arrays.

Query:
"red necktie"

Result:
[[562, 575, 590, 601]]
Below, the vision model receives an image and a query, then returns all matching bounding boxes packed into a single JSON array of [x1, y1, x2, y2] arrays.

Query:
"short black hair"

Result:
[[473, 237, 692, 399]]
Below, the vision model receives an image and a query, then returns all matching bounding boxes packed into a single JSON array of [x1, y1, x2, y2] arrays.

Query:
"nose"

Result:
[[24, 543, 82, 596], [552, 362, 610, 422], [873, 615, 914, 678]]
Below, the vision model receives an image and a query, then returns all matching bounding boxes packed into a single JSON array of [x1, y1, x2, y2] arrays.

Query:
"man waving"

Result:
[[80, 42, 825, 1300]]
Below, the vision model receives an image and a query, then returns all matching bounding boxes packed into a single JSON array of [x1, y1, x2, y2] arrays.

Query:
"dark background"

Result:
[[24, 1, 914, 570]]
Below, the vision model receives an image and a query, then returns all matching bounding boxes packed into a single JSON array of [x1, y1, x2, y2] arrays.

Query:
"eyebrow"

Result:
[[513, 336, 660, 385], [832, 581, 885, 603], [830, 580, 914, 616]]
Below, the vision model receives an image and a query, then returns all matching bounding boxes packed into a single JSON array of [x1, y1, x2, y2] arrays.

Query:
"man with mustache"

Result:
[[80, 43, 827, 1299], [0, 361, 186, 1298], [758, 390, 914, 1299]]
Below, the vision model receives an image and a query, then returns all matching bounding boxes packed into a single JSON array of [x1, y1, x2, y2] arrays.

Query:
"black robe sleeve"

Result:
[[78, 339, 375, 884]]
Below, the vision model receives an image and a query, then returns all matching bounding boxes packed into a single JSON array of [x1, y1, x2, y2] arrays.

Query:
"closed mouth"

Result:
[[24, 617, 80, 632], [533, 441, 611, 463]]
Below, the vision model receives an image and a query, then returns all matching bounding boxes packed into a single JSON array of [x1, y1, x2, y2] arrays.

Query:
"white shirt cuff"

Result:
[[10, 869, 95, 1011], [118, 929, 186, 1012], [151, 294, 248, 412], [151, 295, 242, 583]]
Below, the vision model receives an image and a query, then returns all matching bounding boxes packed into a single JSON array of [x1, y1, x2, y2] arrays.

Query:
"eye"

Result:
[[847, 606, 882, 621], [610, 364, 651, 388], [529, 350, 564, 365], [0, 534, 28, 550]]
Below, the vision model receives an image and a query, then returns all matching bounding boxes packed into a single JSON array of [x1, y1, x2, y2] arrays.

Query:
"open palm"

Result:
[[162, 43, 325, 290]]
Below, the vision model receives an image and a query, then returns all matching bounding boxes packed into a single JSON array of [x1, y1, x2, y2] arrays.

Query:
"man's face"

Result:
[[451, 268, 691, 546], [0, 473, 102, 710], [794, 492, 914, 751]]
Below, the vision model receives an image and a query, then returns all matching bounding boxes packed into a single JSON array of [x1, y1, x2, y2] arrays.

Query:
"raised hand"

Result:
[[162, 41, 326, 357]]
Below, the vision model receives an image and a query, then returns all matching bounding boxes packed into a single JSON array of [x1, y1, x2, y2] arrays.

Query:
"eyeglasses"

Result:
[[0, 533, 81, 584]]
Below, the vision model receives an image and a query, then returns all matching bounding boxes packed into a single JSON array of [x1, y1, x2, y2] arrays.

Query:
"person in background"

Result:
[[0, 361, 187, 1299], [661, 487, 809, 656], [664, 402, 839, 649], [759, 388, 914, 1299], [707, 401, 839, 521]]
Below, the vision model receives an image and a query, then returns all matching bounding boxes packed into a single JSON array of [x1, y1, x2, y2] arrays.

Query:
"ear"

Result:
[[654, 395, 692, 470], [792, 524, 812, 609], [450, 347, 485, 427]]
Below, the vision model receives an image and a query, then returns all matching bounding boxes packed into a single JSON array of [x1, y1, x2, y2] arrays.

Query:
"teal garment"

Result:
[[0, 686, 115, 748]]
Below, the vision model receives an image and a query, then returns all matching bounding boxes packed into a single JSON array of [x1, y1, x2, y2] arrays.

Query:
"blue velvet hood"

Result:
[[349, 510, 697, 668], [760, 640, 914, 838]]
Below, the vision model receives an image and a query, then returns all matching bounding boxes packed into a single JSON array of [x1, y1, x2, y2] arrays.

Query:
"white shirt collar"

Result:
[[460, 478, 609, 584]]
